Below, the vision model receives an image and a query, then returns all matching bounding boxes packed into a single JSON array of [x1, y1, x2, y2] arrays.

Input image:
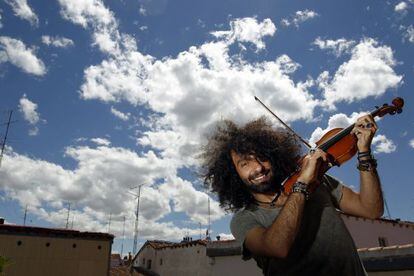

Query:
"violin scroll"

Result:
[[373, 97, 404, 118]]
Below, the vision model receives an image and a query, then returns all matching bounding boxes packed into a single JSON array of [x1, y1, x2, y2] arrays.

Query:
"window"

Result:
[[159, 258, 163, 265], [378, 237, 388, 247], [147, 259, 152, 270], [142, 258, 145, 265]]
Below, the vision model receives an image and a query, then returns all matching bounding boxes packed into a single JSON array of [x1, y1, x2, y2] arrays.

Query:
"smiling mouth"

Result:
[[251, 170, 271, 183]]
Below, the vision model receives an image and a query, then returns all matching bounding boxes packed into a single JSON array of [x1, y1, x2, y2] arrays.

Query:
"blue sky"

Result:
[[0, 0, 413, 255]]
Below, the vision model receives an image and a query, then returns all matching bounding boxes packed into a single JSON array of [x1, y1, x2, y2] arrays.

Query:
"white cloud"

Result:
[[139, 26, 148, 31], [372, 134, 396, 153], [317, 38, 402, 109], [0, 11, 3, 29], [5, 0, 39, 26], [57, 0, 121, 54], [0, 36, 46, 76], [57, 0, 115, 29], [312, 37, 356, 57], [281, 9, 319, 27], [41, 35, 74, 48], [75, 16, 318, 173], [0, 145, 219, 240], [211, 17, 276, 51], [139, 5, 146, 16], [409, 139, 414, 149], [159, 176, 223, 225], [18, 94, 41, 136], [46, 11, 320, 237], [90, 137, 111, 146], [20, 100, 39, 123], [403, 25, 414, 43], [110, 107, 130, 121], [395, 2, 408, 12], [217, 233, 234, 240]]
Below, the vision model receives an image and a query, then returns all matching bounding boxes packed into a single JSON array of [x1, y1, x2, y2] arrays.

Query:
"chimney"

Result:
[[0, 217, 4, 224], [128, 252, 132, 261]]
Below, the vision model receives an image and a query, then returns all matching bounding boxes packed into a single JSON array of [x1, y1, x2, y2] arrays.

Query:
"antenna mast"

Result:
[[132, 183, 145, 255], [65, 203, 71, 229], [23, 204, 28, 226], [121, 215, 126, 257], [207, 198, 211, 241], [108, 213, 112, 233], [0, 110, 13, 168]]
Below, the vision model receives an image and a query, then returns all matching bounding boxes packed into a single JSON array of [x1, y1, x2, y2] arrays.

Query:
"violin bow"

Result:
[[254, 96, 312, 149]]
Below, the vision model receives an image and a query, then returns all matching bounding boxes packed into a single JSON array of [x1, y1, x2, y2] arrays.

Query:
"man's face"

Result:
[[230, 150, 276, 194]]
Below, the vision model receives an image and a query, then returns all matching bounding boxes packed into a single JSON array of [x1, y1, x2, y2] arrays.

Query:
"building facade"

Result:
[[133, 213, 414, 276], [0, 222, 113, 276]]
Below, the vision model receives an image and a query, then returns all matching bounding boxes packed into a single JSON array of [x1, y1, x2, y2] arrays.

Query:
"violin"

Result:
[[254, 96, 405, 194]]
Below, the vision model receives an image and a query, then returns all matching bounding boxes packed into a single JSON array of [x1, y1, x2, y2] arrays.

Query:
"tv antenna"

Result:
[[0, 110, 14, 168]]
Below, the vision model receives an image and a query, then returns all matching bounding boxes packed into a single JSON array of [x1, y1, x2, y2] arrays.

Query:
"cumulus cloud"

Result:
[[0, 36, 46, 76], [139, 5, 146, 16], [90, 137, 111, 146], [0, 12, 3, 29], [403, 25, 414, 43], [395, 2, 408, 12], [372, 134, 396, 153], [57, 0, 121, 54], [312, 37, 356, 57], [0, 145, 219, 239], [410, 139, 414, 149], [317, 38, 402, 109], [110, 106, 130, 121], [18, 94, 42, 136], [41, 35, 74, 48], [211, 17, 276, 51], [281, 9, 319, 27], [5, 0, 39, 26], [75, 15, 318, 170], [51, 8, 321, 238]]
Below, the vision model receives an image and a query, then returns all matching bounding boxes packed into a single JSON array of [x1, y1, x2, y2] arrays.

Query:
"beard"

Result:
[[243, 169, 280, 194]]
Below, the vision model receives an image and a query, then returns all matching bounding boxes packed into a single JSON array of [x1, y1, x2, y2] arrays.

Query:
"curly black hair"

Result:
[[201, 117, 302, 211]]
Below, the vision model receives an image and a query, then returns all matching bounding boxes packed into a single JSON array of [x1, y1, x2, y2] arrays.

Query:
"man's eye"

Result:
[[240, 162, 248, 168]]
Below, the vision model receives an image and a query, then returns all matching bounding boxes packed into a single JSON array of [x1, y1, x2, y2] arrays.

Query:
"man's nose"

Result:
[[252, 159, 265, 173]]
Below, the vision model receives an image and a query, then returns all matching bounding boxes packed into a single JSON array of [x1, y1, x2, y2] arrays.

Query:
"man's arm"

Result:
[[339, 168, 384, 219], [339, 114, 384, 219], [244, 150, 328, 258], [245, 193, 306, 258]]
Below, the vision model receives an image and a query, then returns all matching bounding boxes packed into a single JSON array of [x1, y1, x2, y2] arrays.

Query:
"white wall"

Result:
[[341, 214, 414, 248]]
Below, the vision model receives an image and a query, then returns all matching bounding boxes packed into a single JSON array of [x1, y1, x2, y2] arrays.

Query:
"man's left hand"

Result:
[[350, 115, 378, 152]]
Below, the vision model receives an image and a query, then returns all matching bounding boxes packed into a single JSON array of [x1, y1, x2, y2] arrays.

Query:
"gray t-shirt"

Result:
[[230, 175, 367, 276]]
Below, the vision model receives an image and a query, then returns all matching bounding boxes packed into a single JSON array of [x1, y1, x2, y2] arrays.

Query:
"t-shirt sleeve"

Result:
[[230, 209, 261, 260], [322, 174, 344, 209]]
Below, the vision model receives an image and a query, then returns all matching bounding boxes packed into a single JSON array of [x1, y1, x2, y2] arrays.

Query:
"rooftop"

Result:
[[0, 223, 114, 241]]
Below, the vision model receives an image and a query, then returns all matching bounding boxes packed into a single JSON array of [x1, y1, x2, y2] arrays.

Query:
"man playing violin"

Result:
[[201, 116, 382, 275]]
